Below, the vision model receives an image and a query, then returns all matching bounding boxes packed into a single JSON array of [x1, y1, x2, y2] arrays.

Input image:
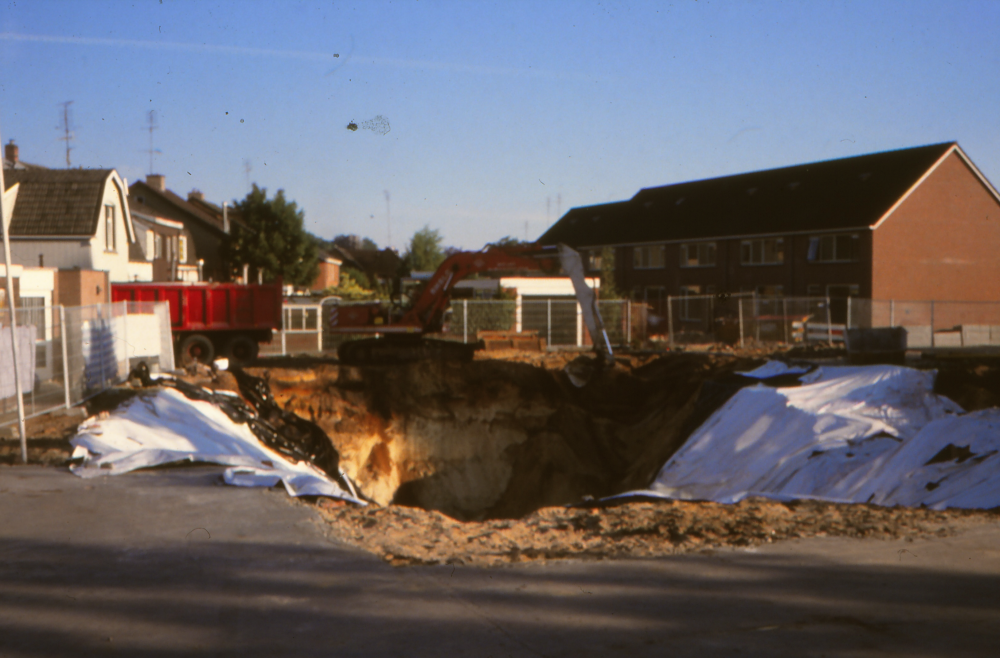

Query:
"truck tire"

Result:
[[224, 335, 259, 364], [179, 334, 215, 366]]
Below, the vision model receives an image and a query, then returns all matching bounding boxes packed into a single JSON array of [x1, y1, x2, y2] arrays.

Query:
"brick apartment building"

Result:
[[539, 142, 1000, 322]]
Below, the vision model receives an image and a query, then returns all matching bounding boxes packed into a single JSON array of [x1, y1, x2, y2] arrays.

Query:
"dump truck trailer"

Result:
[[111, 281, 282, 365]]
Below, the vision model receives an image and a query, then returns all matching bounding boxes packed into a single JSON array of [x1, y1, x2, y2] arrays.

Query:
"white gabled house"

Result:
[[3, 168, 146, 283]]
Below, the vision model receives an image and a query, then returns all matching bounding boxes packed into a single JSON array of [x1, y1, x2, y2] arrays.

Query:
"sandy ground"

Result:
[[312, 495, 998, 567]]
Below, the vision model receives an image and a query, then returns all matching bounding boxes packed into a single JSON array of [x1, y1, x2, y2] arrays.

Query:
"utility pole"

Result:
[[384, 190, 391, 250], [57, 101, 74, 167], [244, 159, 253, 193], [145, 110, 159, 174], [0, 116, 27, 462], [556, 193, 562, 220]]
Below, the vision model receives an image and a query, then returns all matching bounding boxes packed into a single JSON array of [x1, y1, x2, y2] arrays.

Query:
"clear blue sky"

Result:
[[2, 0, 998, 251]]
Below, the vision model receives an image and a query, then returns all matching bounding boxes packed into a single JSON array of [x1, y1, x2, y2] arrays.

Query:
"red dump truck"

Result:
[[111, 282, 282, 365]]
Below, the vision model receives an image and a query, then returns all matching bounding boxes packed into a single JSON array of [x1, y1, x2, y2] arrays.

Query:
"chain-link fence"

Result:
[[259, 303, 324, 356], [849, 299, 1000, 348], [0, 301, 173, 428]]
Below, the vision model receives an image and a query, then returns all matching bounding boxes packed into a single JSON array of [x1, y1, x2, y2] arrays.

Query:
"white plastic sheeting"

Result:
[[70, 386, 364, 504], [634, 364, 1000, 510]]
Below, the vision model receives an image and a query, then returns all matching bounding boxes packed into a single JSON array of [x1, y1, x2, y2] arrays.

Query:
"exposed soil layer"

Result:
[[247, 352, 764, 520], [313, 496, 998, 567]]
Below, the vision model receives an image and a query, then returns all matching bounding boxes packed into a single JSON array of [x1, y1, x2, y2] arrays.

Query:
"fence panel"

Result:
[[1, 301, 173, 429]]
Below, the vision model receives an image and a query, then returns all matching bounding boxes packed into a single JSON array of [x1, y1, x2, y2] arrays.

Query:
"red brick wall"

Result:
[[310, 260, 340, 291], [57, 269, 110, 307], [873, 151, 1000, 301]]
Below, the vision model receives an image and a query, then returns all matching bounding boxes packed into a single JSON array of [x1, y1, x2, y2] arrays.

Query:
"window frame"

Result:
[[633, 245, 666, 270], [678, 241, 717, 268], [807, 233, 860, 263], [104, 205, 116, 252], [740, 238, 784, 266]]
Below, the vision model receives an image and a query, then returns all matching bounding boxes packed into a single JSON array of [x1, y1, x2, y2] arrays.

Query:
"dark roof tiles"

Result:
[[3, 169, 116, 236], [539, 142, 955, 247]]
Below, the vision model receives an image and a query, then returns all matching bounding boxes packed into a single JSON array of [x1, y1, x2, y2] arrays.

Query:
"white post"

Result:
[[515, 294, 523, 333], [737, 298, 744, 348], [317, 308, 322, 352], [667, 295, 675, 349], [575, 302, 583, 347], [826, 296, 833, 345], [281, 329, 287, 355], [546, 298, 552, 348], [890, 300, 895, 327], [60, 305, 70, 408], [0, 122, 27, 462], [463, 300, 468, 344]]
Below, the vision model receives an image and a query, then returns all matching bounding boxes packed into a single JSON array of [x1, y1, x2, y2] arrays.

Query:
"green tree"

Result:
[[403, 225, 446, 272], [230, 185, 318, 286], [599, 246, 621, 299]]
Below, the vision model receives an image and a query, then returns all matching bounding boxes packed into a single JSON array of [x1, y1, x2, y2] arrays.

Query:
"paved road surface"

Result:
[[2, 465, 998, 657]]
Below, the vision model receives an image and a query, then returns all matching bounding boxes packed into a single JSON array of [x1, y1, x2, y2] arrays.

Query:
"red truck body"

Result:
[[111, 282, 282, 364]]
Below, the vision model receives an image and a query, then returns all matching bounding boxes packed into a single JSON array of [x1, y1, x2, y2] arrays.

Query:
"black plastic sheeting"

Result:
[[129, 362, 359, 497]]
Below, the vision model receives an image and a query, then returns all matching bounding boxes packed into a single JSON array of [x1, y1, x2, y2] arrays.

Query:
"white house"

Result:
[[3, 168, 146, 283]]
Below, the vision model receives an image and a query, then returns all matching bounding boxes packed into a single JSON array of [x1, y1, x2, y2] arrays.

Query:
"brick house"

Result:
[[539, 142, 1000, 322], [128, 175, 234, 282]]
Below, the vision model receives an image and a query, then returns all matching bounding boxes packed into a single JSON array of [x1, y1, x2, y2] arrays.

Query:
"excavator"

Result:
[[329, 243, 614, 380]]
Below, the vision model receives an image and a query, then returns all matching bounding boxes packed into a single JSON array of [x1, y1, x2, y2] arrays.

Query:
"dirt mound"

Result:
[[248, 353, 759, 520], [313, 496, 995, 567]]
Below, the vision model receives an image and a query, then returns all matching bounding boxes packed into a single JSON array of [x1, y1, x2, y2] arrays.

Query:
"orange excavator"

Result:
[[329, 242, 615, 372]]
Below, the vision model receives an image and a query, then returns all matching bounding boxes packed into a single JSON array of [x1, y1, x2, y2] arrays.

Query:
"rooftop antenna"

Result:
[[57, 101, 74, 167], [244, 159, 253, 193], [384, 190, 391, 250], [557, 193, 562, 219], [145, 110, 159, 175]]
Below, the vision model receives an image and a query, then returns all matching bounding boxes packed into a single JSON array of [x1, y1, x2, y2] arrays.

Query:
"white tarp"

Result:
[[70, 386, 364, 504], [633, 364, 1000, 510]]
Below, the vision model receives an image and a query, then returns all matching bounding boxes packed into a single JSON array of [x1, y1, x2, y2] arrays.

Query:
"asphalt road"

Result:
[[2, 465, 999, 657]]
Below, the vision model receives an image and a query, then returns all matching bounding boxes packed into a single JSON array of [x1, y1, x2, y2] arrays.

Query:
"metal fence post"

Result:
[[737, 298, 744, 348], [626, 301, 632, 345], [826, 296, 833, 345], [59, 305, 70, 408], [667, 295, 675, 349], [782, 297, 788, 345], [930, 300, 935, 348], [463, 300, 469, 344], [281, 329, 287, 355], [846, 296, 852, 330], [546, 299, 552, 348], [890, 299, 895, 327], [121, 301, 129, 377]]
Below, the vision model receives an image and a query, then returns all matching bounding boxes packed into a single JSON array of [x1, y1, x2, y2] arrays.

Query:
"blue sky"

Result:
[[2, 0, 998, 250]]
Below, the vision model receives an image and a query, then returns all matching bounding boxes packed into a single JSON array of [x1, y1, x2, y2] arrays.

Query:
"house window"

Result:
[[633, 245, 665, 269], [807, 234, 860, 263], [741, 238, 783, 265], [104, 205, 116, 252], [753, 285, 784, 297], [679, 242, 716, 268], [154, 233, 163, 259], [20, 297, 45, 330], [178, 236, 188, 263]]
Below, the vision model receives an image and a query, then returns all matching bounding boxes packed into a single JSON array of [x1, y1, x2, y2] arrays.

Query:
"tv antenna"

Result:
[[57, 101, 75, 167], [145, 110, 160, 174]]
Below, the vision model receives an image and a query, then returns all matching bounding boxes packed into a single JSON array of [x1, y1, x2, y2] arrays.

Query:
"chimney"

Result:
[[146, 174, 165, 191], [188, 189, 204, 202], [4, 140, 18, 164]]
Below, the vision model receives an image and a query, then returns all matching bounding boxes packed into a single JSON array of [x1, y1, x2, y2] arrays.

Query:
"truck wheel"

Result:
[[179, 334, 215, 366], [224, 335, 259, 364]]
